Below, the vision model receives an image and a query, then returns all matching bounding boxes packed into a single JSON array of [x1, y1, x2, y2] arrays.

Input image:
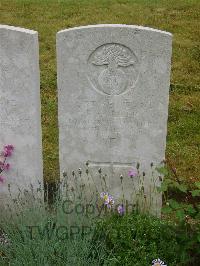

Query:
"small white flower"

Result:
[[152, 258, 167, 266]]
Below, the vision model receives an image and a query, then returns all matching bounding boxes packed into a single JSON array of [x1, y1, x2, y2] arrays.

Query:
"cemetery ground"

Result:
[[0, 0, 200, 265]]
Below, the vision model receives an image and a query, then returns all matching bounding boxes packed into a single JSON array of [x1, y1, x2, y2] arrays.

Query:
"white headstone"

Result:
[[57, 25, 172, 215], [0, 25, 43, 209]]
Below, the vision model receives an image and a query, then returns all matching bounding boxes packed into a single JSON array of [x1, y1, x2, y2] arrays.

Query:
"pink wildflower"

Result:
[[4, 163, 10, 171], [117, 204, 125, 215], [0, 175, 6, 183], [100, 192, 115, 208], [128, 168, 137, 177], [3, 145, 14, 157], [4, 145, 14, 151], [105, 195, 114, 208]]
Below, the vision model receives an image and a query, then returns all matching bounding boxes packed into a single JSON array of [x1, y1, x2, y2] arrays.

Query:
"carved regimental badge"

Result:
[[87, 43, 139, 96]]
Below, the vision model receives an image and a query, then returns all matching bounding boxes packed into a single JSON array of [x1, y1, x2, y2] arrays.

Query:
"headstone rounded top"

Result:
[[57, 24, 172, 37], [0, 24, 37, 35]]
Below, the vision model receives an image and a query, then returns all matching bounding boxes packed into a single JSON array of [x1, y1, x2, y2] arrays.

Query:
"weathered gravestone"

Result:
[[57, 25, 172, 215], [0, 25, 43, 210]]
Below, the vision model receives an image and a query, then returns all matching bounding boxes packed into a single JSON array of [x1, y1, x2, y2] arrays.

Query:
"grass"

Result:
[[0, 0, 199, 182], [0, 210, 184, 265], [0, 193, 113, 265], [96, 213, 191, 265], [0, 182, 199, 266]]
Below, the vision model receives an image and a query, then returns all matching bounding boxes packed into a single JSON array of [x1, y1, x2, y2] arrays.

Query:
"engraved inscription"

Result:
[[87, 43, 139, 96], [88, 161, 134, 168], [0, 61, 29, 130]]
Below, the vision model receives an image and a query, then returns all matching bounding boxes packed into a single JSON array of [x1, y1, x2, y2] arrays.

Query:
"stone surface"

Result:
[[57, 24, 172, 215], [0, 25, 43, 209]]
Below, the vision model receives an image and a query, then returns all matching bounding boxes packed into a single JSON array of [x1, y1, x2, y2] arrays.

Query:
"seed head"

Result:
[[78, 168, 82, 175], [63, 171, 67, 177]]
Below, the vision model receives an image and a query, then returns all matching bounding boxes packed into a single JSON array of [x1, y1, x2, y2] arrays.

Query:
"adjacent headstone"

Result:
[[57, 25, 172, 215], [0, 25, 43, 209]]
